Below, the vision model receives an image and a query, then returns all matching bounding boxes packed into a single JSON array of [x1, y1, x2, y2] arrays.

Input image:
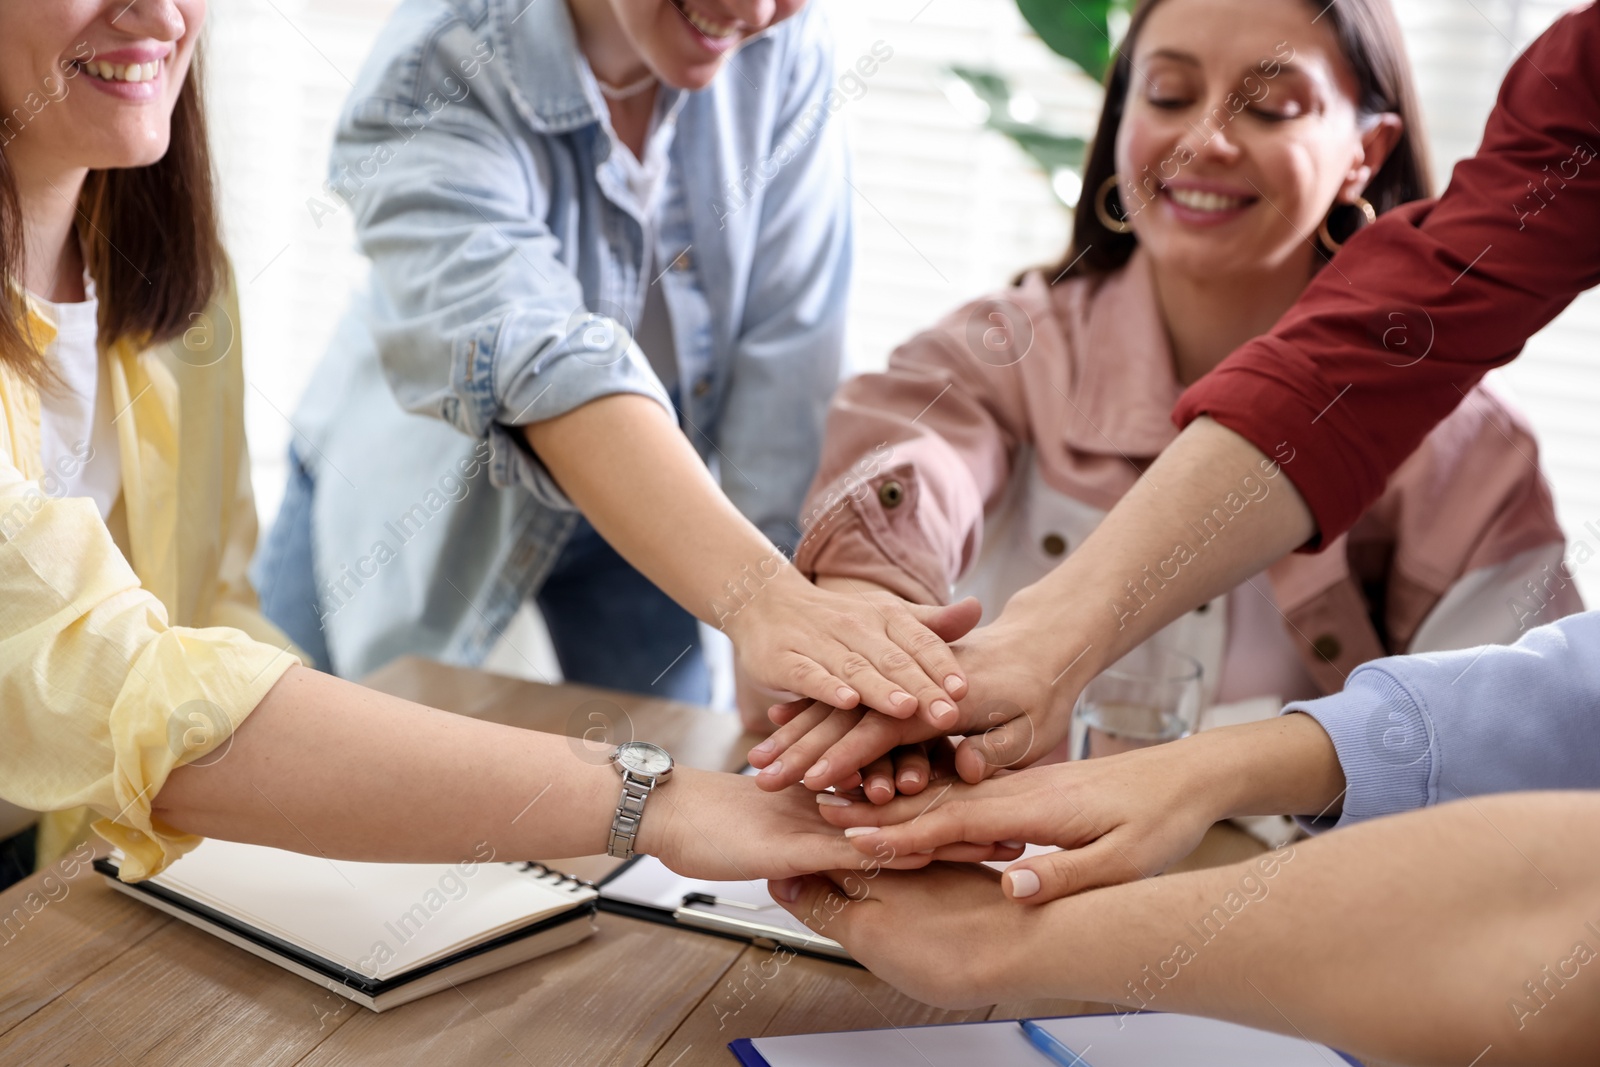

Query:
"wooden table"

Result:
[[0, 658, 1267, 1066]]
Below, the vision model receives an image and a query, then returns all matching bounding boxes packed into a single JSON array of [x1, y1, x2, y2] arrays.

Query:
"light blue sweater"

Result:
[[1285, 610, 1600, 830]]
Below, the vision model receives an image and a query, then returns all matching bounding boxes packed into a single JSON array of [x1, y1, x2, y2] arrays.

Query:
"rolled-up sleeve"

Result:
[[794, 281, 1039, 605], [336, 95, 671, 509], [0, 461, 296, 880]]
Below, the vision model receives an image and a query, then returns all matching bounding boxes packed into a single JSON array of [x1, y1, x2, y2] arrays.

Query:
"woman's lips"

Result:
[[671, 0, 744, 55], [75, 57, 165, 101], [1159, 183, 1257, 226]]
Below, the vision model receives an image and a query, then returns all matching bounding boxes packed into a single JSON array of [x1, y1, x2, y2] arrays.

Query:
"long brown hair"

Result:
[[1043, 0, 1433, 284], [0, 48, 226, 384]]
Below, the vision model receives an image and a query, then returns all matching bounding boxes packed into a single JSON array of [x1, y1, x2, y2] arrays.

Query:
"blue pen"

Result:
[[1019, 1019, 1095, 1067]]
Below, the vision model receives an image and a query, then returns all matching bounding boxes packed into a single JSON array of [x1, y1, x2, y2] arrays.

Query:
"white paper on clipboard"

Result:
[[599, 857, 850, 958]]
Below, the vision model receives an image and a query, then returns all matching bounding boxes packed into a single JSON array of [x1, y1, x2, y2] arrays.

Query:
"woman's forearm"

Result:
[[999, 417, 1314, 680], [519, 394, 974, 720], [1191, 713, 1346, 821], [522, 393, 792, 626], [1031, 792, 1600, 1065], [154, 666, 618, 862]]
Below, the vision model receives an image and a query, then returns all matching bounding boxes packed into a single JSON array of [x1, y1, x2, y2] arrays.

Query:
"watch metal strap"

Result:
[[607, 769, 656, 859]]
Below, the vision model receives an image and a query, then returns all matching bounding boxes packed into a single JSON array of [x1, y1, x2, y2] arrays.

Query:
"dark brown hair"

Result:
[[1043, 0, 1433, 284], [1, 47, 226, 384]]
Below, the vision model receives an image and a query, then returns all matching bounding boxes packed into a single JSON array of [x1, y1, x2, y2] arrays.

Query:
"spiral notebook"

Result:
[[96, 839, 598, 1012]]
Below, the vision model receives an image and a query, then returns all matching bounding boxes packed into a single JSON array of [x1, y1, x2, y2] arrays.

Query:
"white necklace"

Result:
[[597, 71, 658, 100]]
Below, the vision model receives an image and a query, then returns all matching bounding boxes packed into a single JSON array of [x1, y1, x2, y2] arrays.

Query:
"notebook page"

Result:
[[144, 839, 589, 978], [1035, 1012, 1346, 1065], [747, 1014, 1346, 1066], [748, 1019, 1044, 1066]]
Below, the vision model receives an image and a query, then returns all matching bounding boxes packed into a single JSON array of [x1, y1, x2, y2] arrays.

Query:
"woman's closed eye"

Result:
[[1147, 94, 1194, 111], [1247, 100, 1305, 122]]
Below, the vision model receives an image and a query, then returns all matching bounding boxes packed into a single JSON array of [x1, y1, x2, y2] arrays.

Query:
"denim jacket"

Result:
[[291, 0, 852, 677]]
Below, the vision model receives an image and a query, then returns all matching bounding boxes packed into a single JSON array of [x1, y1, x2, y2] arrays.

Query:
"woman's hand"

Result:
[[811, 715, 1348, 903], [749, 702, 957, 803], [853, 738, 959, 803], [748, 608, 1082, 793], [640, 767, 1020, 882], [723, 568, 982, 726], [768, 864, 1044, 1009], [813, 746, 1221, 902]]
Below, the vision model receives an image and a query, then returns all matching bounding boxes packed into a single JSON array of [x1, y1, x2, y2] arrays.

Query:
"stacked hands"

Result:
[[658, 574, 1341, 1007], [730, 576, 1236, 914]]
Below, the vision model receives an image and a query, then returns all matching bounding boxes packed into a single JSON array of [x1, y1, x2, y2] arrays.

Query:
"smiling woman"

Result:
[[0, 1, 1000, 895], [251, 0, 985, 739], [759, 0, 1579, 803], [0, 0, 221, 383]]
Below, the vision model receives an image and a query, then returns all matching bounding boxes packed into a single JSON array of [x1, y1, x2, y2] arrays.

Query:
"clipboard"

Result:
[[597, 854, 853, 962]]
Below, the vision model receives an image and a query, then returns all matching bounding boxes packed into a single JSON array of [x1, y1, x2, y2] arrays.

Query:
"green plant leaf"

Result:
[[1015, 0, 1125, 81]]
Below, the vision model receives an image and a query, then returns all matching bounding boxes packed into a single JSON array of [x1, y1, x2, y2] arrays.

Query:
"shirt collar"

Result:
[[17, 290, 59, 352], [1053, 247, 1187, 458], [490, 0, 685, 136]]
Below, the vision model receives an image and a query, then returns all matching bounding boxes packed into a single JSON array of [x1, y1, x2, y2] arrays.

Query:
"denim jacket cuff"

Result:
[[484, 324, 674, 505]]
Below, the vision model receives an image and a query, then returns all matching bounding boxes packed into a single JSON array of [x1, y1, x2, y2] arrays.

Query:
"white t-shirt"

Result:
[[611, 114, 679, 395], [34, 276, 121, 520]]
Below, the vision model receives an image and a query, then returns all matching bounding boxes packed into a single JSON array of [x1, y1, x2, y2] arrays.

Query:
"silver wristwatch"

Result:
[[606, 741, 675, 859]]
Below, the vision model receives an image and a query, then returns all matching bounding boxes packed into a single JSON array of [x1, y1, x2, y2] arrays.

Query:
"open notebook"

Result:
[[730, 1012, 1362, 1066], [96, 840, 598, 1011]]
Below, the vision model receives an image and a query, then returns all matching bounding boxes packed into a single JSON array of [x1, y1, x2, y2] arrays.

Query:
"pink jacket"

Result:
[[795, 251, 1582, 703]]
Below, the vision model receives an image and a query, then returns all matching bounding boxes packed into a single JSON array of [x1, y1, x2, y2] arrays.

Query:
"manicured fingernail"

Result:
[[843, 826, 879, 839], [836, 686, 857, 705], [891, 690, 914, 709], [868, 776, 892, 798], [751, 738, 777, 756], [999, 839, 1024, 850], [931, 701, 957, 726], [758, 760, 784, 778], [944, 675, 963, 694], [899, 769, 922, 787], [816, 793, 853, 808], [1007, 869, 1041, 898], [771, 877, 802, 903], [805, 759, 830, 781]]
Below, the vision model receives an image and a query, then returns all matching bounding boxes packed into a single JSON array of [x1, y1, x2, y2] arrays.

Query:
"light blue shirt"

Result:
[[291, 0, 852, 677], [1286, 610, 1600, 830]]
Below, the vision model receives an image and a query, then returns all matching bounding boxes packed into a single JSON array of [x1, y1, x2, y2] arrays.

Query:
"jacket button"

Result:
[[692, 376, 712, 398], [1311, 635, 1342, 662], [1041, 533, 1067, 556], [877, 480, 905, 508]]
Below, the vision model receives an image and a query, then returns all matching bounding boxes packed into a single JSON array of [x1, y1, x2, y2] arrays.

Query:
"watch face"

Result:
[[616, 741, 673, 776]]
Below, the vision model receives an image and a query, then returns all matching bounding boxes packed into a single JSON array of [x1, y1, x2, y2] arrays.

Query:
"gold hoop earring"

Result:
[[1317, 196, 1377, 254], [1094, 175, 1133, 234]]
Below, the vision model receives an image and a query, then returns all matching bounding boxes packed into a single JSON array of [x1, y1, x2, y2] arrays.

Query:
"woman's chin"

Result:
[[1139, 236, 1276, 284], [654, 58, 724, 92]]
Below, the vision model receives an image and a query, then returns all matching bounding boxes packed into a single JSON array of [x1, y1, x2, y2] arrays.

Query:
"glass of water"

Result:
[[1074, 646, 1203, 760]]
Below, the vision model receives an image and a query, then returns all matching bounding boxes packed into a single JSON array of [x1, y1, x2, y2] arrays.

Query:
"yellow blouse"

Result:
[[0, 286, 303, 880]]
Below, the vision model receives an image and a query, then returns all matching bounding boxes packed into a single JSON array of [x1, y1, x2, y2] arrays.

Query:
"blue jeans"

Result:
[[254, 447, 333, 672], [254, 446, 709, 703]]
